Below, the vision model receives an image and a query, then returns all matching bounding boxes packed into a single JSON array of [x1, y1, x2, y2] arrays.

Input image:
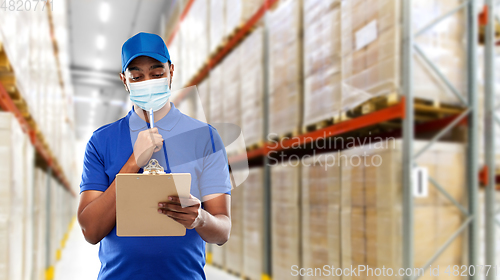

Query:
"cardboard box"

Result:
[[271, 164, 300, 280], [224, 171, 244, 273], [268, 0, 302, 136], [240, 27, 264, 147], [242, 168, 264, 280]]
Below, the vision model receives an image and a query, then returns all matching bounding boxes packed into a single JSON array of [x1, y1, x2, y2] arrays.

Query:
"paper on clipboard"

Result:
[[115, 171, 191, 237]]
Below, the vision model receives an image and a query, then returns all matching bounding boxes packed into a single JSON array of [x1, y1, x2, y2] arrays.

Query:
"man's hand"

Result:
[[134, 127, 164, 167], [158, 195, 204, 229]]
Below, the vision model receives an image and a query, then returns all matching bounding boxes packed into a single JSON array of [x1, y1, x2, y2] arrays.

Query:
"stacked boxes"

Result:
[[242, 168, 264, 280], [341, 0, 466, 110], [225, 0, 263, 37], [209, 66, 224, 125], [0, 1, 75, 183], [210, 0, 225, 54], [33, 169, 47, 280], [0, 112, 75, 280], [224, 171, 244, 274], [268, 0, 302, 136], [240, 27, 264, 147], [340, 140, 465, 279], [412, 0, 466, 102], [22, 132, 35, 280], [0, 112, 26, 280], [168, 34, 183, 91], [340, 0, 401, 109], [221, 48, 242, 155], [302, 153, 341, 280], [180, 0, 209, 86], [299, 140, 465, 280], [211, 243, 226, 269], [303, 0, 342, 126], [271, 163, 301, 280]]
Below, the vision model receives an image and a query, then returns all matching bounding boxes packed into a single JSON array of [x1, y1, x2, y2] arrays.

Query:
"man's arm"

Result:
[[197, 194, 231, 245], [77, 154, 140, 245], [158, 193, 231, 245], [78, 127, 163, 244]]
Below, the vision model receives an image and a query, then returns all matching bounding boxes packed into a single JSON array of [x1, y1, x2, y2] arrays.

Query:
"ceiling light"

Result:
[[94, 59, 103, 70], [99, 2, 111, 23], [96, 35, 106, 50]]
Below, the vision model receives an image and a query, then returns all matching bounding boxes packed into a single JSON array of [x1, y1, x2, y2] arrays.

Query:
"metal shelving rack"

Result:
[[483, 0, 497, 279], [402, 0, 479, 279], [0, 2, 74, 196], [168, 0, 484, 279]]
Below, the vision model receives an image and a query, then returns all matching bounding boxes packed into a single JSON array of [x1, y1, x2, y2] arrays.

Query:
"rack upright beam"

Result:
[[402, 0, 415, 277], [484, 0, 497, 278], [467, 1, 480, 277]]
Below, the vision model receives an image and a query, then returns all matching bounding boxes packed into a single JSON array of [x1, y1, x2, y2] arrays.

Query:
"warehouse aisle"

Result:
[[54, 221, 100, 280], [205, 265, 242, 280], [53, 220, 239, 280]]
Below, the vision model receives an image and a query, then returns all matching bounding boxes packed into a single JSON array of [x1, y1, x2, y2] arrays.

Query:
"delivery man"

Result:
[[77, 32, 232, 280]]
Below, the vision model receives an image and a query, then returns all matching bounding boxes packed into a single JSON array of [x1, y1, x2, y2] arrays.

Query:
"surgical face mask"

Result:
[[128, 77, 171, 112]]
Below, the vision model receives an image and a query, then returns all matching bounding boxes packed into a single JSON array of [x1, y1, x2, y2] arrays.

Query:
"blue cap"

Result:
[[121, 32, 171, 73]]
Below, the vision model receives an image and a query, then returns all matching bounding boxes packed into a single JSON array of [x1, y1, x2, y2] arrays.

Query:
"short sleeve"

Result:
[[199, 126, 232, 197], [80, 134, 109, 193]]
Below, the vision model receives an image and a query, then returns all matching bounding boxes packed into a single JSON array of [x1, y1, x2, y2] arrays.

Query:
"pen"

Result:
[[149, 108, 154, 128]]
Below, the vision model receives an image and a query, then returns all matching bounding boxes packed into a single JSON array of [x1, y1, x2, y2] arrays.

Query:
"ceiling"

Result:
[[68, 0, 178, 140]]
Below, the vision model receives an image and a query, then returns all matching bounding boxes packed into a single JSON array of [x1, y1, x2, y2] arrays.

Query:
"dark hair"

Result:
[[122, 60, 172, 74]]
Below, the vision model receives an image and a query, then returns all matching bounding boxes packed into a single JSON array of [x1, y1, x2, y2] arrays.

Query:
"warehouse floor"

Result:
[[54, 221, 239, 280]]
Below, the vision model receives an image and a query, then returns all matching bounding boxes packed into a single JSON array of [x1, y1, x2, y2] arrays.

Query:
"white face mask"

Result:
[[128, 77, 171, 112]]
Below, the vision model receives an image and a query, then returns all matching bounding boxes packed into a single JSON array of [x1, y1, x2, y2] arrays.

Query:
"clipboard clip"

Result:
[[143, 159, 166, 175]]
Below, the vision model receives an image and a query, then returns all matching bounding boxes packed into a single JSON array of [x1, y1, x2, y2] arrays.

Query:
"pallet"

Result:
[[226, 269, 242, 278], [210, 22, 254, 60], [299, 93, 467, 134], [273, 128, 300, 141], [210, 38, 228, 58], [347, 92, 400, 118], [211, 262, 224, 270], [413, 97, 465, 118], [246, 140, 264, 152], [0, 48, 11, 72], [227, 23, 243, 39], [303, 117, 336, 133]]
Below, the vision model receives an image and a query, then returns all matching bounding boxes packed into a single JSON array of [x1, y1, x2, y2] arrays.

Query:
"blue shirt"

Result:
[[80, 103, 232, 280]]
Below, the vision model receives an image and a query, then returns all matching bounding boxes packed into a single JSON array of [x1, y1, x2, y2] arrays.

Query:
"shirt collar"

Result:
[[128, 102, 182, 132]]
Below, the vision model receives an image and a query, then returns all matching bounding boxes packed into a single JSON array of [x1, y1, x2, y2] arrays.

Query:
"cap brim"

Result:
[[122, 52, 169, 73]]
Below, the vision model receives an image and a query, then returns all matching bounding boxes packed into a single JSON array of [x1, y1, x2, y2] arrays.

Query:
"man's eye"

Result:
[[132, 77, 140, 81], [154, 73, 164, 77]]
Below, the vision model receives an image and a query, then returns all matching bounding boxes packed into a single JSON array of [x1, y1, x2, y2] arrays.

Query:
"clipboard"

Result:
[[116, 159, 191, 237]]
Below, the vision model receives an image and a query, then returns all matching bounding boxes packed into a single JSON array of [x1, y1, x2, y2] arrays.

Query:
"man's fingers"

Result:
[[158, 209, 190, 221], [159, 204, 189, 213], [160, 196, 200, 208], [167, 196, 180, 203]]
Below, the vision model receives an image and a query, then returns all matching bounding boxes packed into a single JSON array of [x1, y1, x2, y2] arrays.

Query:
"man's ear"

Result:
[[169, 63, 174, 88], [119, 72, 129, 92]]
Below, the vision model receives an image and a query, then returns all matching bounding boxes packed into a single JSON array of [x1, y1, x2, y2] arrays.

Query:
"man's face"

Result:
[[120, 56, 174, 91]]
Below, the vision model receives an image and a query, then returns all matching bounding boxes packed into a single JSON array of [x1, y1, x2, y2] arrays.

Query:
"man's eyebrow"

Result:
[[128, 66, 142, 72], [150, 64, 165, 70]]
